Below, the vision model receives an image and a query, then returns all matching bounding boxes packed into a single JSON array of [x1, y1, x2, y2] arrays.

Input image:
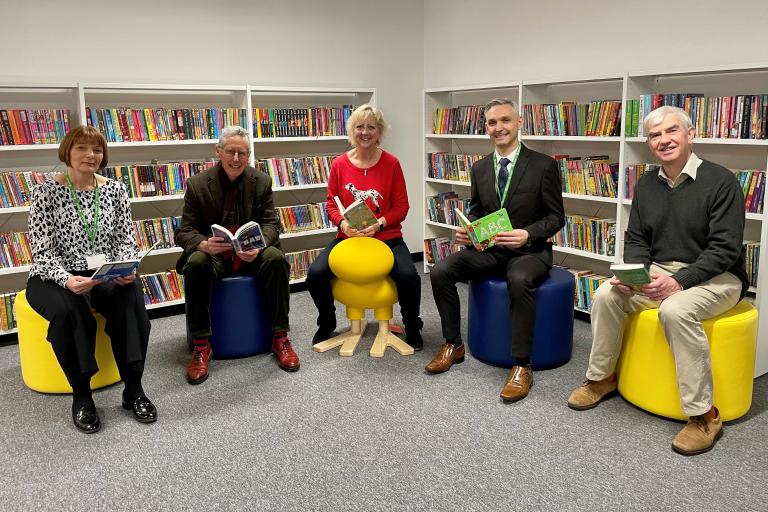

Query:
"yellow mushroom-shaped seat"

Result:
[[616, 300, 757, 421], [313, 237, 414, 357]]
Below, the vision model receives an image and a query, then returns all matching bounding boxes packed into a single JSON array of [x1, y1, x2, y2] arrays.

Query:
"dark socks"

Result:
[[122, 362, 145, 402], [71, 378, 94, 412], [515, 357, 531, 367]]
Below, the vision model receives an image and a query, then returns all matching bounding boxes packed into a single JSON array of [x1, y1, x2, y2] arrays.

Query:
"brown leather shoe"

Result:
[[425, 342, 465, 374], [500, 365, 533, 402], [187, 343, 212, 385], [273, 337, 300, 372]]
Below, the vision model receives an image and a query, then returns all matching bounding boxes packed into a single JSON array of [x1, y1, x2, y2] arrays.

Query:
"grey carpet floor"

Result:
[[1, 273, 767, 511]]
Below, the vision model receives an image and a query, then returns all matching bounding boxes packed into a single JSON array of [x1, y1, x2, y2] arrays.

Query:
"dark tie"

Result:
[[498, 157, 510, 198]]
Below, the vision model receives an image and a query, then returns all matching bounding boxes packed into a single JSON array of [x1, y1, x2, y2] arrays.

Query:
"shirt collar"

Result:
[[658, 152, 702, 187], [494, 143, 521, 164]]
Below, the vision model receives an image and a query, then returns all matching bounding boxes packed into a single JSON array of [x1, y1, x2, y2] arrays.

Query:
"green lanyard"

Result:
[[493, 143, 521, 206], [65, 174, 100, 246]]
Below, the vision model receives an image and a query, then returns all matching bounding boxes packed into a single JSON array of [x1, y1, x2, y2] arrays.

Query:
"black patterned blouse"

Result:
[[28, 176, 137, 287]]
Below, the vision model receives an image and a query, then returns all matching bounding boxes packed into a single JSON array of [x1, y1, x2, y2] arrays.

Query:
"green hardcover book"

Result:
[[610, 263, 651, 291], [455, 208, 513, 252], [334, 195, 378, 230]]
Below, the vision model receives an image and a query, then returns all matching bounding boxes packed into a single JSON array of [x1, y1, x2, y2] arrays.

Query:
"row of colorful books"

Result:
[[738, 170, 766, 214], [101, 160, 215, 198], [426, 153, 483, 182], [432, 106, 486, 135], [252, 106, 354, 138], [277, 203, 332, 233], [286, 248, 323, 282], [141, 270, 184, 306], [563, 268, 609, 312], [522, 101, 623, 137], [0, 171, 46, 208], [134, 217, 181, 251], [553, 215, 616, 257], [426, 192, 469, 226], [0, 290, 18, 331], [623, 164, 659, 200], [627, 94, 768, 139], [0, 109, 71, 146], [0, 232, 32, 268], [86, 107, 248, 143], [255, 155, 334, 188], [556, 155, 619, 198], [423, 237, 462, 266], [745, 241, 760, 288]]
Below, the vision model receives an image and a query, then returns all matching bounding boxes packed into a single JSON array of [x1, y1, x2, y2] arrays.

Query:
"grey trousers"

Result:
[[586, 261, 742, 416]]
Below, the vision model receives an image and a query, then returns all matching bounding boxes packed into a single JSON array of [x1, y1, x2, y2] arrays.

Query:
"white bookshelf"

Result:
[[424, 65, 768, 376], [0, 83, 376, 326]]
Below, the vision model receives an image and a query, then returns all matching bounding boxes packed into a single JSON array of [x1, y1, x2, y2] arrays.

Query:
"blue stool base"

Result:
[[186, 276, 272, 359], [467, 267, 575, 370]]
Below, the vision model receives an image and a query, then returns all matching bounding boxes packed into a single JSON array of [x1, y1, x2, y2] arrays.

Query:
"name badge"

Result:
[[85, 254, 107, 269]]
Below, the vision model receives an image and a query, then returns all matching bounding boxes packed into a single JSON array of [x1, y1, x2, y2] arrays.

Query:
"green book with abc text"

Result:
[[456, 208, 513, 252]]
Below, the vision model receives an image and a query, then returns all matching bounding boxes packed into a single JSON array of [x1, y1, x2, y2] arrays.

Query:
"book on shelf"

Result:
[[211, 221, 266, 252], [333, 196, 378, 230], [610, 263, 651, 291], [90, 241, 161, 281], [455, 208, 513, 252]]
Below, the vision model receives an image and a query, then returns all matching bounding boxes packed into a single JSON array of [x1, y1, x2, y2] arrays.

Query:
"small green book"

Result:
[[455, 208, 513, 252], [610, 263, 651, 291]]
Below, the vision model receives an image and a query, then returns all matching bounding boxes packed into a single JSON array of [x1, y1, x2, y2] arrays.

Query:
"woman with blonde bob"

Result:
[[306, 105, 423, 349], [26, 125, 156, 433]]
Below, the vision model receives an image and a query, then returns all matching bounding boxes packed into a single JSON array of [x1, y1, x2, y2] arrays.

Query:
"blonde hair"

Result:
[[346, 104, 389, 146]]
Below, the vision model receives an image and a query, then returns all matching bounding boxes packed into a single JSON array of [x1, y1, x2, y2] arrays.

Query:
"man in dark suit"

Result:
[[426, 98, 565, 402], [175, 126, 298, 385]]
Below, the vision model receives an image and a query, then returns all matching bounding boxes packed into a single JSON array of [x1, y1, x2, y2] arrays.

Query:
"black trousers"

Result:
[[182, 246, 290, 338], [429, 247, 550, 358], [306, 237, 423, 333], [26, 274, 151, 386]]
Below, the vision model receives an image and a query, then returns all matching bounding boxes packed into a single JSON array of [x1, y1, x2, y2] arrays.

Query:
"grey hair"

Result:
[[217, 125, 251, 147], [484, 98, 519, 116], [643, 106, 693, 133]]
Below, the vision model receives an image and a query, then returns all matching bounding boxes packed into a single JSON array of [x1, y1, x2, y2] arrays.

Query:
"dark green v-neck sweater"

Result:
[[624, 158, 749, 299]]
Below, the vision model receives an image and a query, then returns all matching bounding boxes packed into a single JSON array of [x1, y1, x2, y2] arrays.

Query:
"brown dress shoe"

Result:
[[500, 365, 533, 402], [187, 344, 212, 385], [273, 337, 300, 372], [672, 408, 723, 456], [425, 342, 465, 374]]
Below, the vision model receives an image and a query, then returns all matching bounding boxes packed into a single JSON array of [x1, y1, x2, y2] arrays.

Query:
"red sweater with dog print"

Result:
[[326, 149, 410, 241]]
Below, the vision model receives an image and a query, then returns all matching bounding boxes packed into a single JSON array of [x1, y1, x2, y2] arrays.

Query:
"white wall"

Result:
[[423, 0, 768, 87], [0, 0, 425, 250]]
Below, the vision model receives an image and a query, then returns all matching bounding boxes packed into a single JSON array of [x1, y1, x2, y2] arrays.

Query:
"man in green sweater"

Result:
[[567, 106, 749, 455]]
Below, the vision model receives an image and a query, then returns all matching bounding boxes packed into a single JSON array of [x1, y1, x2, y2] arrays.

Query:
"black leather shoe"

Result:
[[405, 328, 424, 352], [122, 395, 158, 423], [312, 327, 337, 345], [72, 402, 101, 434]]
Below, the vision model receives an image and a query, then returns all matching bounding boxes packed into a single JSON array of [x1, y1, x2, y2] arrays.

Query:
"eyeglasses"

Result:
[[221, 148, 250, 158]]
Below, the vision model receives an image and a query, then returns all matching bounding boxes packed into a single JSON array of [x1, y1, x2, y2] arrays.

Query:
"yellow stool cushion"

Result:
[[616, 300, 757, 421], [331, 277, 398, 320], [329, 237, 394, 284], [16, 290, 121, 394]]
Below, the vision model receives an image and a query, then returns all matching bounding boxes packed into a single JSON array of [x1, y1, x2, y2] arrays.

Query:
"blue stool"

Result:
[[467, 267, 575, 370], [187, 276, 272, 358]]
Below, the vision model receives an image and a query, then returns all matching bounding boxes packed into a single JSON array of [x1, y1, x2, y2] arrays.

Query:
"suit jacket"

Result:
[[468, 144, 565, 265], [174, 163, 281, 271]]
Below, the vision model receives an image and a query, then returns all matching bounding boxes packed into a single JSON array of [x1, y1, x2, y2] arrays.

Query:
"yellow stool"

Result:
[[616, 300, 757, 421], [313, 237, 414, 357], [16, 290, 121, 393]]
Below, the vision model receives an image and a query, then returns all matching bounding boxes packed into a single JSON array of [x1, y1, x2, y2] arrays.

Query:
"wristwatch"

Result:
[[378, 221, 384, 232]]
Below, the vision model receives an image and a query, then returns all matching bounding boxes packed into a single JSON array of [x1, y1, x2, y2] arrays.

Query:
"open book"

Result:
[[455, 208, 513, 252], [90, 240, 161, 281], [211, 221, 266, 252], [334, 195, 378, 230], [610, 263, 651, 291]]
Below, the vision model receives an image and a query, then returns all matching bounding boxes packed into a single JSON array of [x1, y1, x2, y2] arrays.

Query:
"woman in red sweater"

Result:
[[306, 105, 423, 349]]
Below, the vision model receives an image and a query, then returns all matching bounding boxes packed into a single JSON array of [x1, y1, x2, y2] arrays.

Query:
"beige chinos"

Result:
[[586, 261, 742, 417]]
